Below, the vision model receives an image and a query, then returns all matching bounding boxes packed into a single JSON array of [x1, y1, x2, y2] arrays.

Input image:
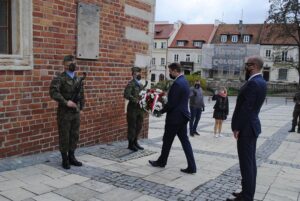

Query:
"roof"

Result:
[[211, 24, 263, 44], [260, 23, 299, 45], [154, 24, 174, 39], [169, 24, 215, 48]]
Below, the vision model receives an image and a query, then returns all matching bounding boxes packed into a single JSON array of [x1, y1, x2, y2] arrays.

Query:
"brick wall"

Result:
[[0, 0, 153, 158]]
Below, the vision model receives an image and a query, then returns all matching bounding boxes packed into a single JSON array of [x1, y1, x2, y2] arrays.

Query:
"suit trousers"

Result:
[[292, 106, 300, 129], [237, 135, 257, 201], [189, 106, 202, 133], [158, 121, 196, 171]]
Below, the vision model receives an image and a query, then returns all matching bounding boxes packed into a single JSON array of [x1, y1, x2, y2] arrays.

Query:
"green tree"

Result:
[[267, 0, 300, 84]]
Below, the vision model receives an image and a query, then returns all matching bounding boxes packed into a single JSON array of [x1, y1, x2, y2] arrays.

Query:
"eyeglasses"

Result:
[[245, 63, 255, 67]]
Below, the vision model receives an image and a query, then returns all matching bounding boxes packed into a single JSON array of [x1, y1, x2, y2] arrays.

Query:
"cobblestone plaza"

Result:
[[0, 97, 299, 201]]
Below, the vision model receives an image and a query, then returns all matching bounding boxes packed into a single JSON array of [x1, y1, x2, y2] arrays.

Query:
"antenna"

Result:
[[221, 12, 224, 23], [241, 9, 244, 21]]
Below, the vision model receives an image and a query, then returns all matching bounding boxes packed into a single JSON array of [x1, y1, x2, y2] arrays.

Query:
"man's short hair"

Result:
[[248, 56, 264, 69], [168, 63, 182, 72]]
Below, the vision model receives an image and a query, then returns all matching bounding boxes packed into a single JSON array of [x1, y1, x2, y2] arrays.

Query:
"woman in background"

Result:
[[212, 86, 229, 137]]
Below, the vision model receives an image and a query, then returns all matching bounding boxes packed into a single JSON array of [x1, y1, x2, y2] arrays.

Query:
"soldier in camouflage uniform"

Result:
[[49, 55, 85, 169], [124, 67, 145, 151], [289, 91, 300, 133]]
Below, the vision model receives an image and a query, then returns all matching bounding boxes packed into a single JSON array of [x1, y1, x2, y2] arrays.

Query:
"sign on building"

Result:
[[77, 3, 100, 59]]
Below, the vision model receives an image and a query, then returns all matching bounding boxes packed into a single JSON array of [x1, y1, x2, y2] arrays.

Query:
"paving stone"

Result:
[[132, 195, 164, 201], [33, 192, 71, 201], [0, 196, 10, 201], [22, 183, 54, 195], [55, 184, 101, 201], [96, 187, 142, 201], [60, 174, 90, 184], [0, 179, 26, 191], [79, 180, 115, 193], [0, 188, 35, 201]]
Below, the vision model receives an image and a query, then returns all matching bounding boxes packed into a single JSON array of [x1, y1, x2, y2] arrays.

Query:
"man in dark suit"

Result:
[[148, 63, 197, 174], [227, 56, 267, 201]]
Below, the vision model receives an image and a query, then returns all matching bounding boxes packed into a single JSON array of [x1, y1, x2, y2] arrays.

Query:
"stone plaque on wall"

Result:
[[77, 3, 100, 59]]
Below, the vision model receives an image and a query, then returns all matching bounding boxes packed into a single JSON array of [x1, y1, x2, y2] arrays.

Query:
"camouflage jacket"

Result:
[[49, 71, 85, 111], [124, 79, 143, 104]]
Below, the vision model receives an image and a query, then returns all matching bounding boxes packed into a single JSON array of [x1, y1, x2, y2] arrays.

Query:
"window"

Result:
[[0, 0, 11, 54], [193, 41, 202, 48], [154, 42, 157, 49], [282, 51, 288, 61], [278, 69, 288, 80], [243, 35, 250, 43], [159, 74, 165, 81], [161, 42, 167, 49], [266, 50, 271, 58], [177, 41, 185, 47], [197, 55, 201, 63], [221, 35, 227, 43], [151, 74, 156, 82], [161, 58, 165, 65], [152, 58, 156, 65], [0, 0, 33, 70], [231, 35, 238, 43], [186, 54, 190, 62], [174, 54, 178, 62]]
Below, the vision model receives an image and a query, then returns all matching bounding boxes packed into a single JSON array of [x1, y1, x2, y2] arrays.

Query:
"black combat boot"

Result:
[[134, 139, 144, 150], [61, 152, 70, 169], [68, 150, 82, 166], [128, 141, 138, 151], [289, 127, 295, 132], [297, 129, 300, 134]]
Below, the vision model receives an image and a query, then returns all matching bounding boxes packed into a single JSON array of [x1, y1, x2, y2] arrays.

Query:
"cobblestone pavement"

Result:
[[0, 97, 300, 201]]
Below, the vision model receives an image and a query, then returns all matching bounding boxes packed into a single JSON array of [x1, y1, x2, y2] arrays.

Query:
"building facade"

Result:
[[0, 0, 155, 158], [168, 24, 215, 78], [260, 24, 299, 83], [150, 22, 181, 84]]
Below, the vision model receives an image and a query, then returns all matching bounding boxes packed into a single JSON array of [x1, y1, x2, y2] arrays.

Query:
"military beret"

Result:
[[131, 66, 141, 73], [63, 55, 74, 62]]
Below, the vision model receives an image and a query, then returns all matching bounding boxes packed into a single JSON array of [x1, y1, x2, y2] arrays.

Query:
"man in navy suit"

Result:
[[149, 63, 197, 174], [227, 56, 267, 201]]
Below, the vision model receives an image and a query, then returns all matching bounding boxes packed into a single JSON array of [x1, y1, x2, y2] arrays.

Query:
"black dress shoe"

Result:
[[180, 168, 196, 174], [128, 145, 138, 152], [135, 142, 144, 150], [232, 191, 242, 198], [194, 131, 200, 135], [226, 196, 244, 201], [289, 128, 295, 132], [148, 160, 165, 168], [190, 133, 194, 137]]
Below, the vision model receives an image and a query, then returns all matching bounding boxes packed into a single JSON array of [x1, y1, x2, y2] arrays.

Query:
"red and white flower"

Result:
[[139, 89, 167, 115]]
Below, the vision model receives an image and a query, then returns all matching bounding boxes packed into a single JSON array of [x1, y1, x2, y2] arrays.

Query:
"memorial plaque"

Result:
[[77, 3, 100, 59]]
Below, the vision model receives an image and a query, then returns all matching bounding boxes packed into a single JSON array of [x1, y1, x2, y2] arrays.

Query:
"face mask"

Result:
[[194, 84, 200, 89], [136, 74, 142, 80], [169, 73, 176, 80], [68, 63, 76, 72]]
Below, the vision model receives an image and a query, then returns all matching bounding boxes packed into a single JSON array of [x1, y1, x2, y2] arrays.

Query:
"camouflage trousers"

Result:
[[127, 102, 144, 142], [57, 108, 80, 153]]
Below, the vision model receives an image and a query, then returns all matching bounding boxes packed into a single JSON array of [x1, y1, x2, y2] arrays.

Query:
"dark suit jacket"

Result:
[[231, 74, 267, 137], [161, 75, 190, 125]]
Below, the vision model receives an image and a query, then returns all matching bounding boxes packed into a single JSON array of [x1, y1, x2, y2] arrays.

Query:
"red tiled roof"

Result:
[[154, 24, 174, 39], [260, 23, 299, 45], [211, 24, 263, 44], [169, 24, 215, 48]]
